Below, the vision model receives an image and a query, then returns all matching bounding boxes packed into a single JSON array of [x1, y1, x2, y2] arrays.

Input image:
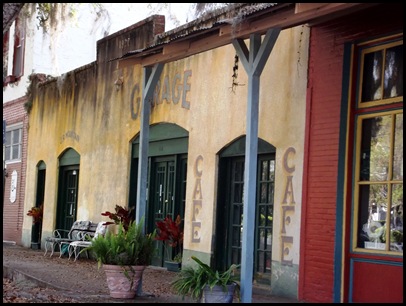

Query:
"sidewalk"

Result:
[[3, 242, 299, 303]]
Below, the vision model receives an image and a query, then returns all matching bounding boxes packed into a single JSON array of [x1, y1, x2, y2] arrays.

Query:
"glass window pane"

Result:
[[259, 206, 265, 227], [359, 116, 391, 181], [12, 144, 19, 159], [383, 44, 403, 99], [265, 229, 272, 251], [260, 183, 267, 203], [261, 160, 268, 180], [5, 146, 11, 160], [266, 205, 273, 227], [232, 204, 242, 224], [266, 183, 273, 204], [234, 183, 243, 203], [361, 50, 383, 102], [358, 184, 388, 249], [393, 113, 403, 180], [232, 226, 241, 246], [269, 160, 275, 181], [5, 131, 11, 146], [12, 129, 21, 144], [234, 161, 244, 181], [390, 184, 403, 253]]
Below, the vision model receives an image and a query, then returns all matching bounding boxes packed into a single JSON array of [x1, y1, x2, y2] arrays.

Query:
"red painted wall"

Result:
[[351, 260, 403, 303], [3, 96, 29, 244], [301, 4, 403, 303]]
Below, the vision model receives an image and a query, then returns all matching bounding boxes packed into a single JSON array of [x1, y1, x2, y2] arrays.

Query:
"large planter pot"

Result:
[[203, 283, 236, 303], [103, 264, 146, 299], [164, 260, 181, 272]]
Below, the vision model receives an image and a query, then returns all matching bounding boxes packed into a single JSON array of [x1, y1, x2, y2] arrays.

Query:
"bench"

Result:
[[44, 221, 97, 257], [67, 221, 108, 261]]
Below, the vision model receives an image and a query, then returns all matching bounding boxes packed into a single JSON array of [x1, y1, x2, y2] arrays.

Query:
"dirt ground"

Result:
[[3, 243, 189, 303], [3, 243, 298, 303]]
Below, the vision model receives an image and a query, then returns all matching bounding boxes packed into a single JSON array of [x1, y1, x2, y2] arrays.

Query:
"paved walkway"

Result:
[[3, 242, 300, 303]]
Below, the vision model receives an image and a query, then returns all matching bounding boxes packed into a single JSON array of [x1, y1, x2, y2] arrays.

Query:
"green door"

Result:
[[215, 137, 275, 285], [56, 167, 79, 237], [149, 155, 187, 266], [130, 123, 189, 267], [151, 159, 176, 223]]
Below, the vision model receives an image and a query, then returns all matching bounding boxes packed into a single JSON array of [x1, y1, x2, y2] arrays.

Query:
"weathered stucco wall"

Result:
[[23, 24, 309, 298]]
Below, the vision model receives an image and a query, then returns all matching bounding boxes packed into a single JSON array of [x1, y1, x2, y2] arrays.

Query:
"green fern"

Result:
[[171, 255, 240, 301], [84, 217, 156, 268]]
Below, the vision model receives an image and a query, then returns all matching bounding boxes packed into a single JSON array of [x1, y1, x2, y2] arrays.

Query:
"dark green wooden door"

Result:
[[56, 167, 79, 237], [130, 123, 189, 267], [149, 155, 187, 266], [216, 153, 275, 285]]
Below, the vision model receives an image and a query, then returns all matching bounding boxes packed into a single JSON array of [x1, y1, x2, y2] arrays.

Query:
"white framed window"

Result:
[[5, 123, 23, 162]]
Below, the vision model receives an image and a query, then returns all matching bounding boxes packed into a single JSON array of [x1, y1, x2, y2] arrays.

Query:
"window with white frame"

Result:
[[5, 124, 23, 162]]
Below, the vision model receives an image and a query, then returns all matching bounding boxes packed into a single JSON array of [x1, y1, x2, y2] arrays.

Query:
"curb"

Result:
[[3, 264, 67, 291]]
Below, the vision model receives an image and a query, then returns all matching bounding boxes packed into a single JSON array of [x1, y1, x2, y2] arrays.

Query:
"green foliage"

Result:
[[171, 255, 240, 301], [85, 217, 156, 268]]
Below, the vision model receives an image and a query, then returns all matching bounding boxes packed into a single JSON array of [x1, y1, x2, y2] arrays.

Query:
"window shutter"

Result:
[[12, 17, 25, 79]]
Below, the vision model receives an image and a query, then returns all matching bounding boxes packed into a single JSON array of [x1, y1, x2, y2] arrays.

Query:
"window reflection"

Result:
[[361, 43, 403, 103], [384, 45, 403, 99], [358, 184, 387, 249], [359, 116, 391, 181], [357, 113, 403, 253], [362, 50, 383, 102], [393, 113, 403, 180], [390, 184, 403, 252]]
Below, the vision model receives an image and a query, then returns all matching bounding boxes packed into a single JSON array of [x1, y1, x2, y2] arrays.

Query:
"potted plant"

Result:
[[85, 217, 156, 299], [171, 255, 240, 303], [101, 204, 135, 232], [27, 204, 43, 249], [155, 214, 184, 271]]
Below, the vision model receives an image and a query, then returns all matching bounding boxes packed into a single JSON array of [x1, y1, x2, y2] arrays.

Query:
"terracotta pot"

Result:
[[103, 264, 146, 299]]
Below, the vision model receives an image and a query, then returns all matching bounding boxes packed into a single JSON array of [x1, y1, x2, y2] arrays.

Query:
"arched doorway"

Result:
[[129, 123, 188, 267], [56, 148, 80, 236], [215, 136, 276, 285]]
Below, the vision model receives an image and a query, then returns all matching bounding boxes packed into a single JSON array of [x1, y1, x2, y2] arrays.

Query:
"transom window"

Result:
[[359, 40, 403, 108]]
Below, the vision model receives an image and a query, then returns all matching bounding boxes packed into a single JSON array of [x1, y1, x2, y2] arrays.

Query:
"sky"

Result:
[[99, 3, 196, 35], [38, 3, 196, 75]]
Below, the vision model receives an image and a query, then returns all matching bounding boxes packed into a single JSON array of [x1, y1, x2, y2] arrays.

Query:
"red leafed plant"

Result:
[[155, 214, 184, 262], [101, 205, 135, 232], [27, 204, 43, 224]]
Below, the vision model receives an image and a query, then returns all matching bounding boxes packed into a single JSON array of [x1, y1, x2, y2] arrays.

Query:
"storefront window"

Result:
[[356, 113, 403, 253], [354, 37, 403, 254]]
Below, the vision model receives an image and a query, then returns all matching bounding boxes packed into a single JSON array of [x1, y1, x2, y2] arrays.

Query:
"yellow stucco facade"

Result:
[[23, 20, 309, 298]]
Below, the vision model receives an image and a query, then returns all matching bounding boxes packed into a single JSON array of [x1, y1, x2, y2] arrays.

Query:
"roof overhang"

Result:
[[117, 3, 380, 69]]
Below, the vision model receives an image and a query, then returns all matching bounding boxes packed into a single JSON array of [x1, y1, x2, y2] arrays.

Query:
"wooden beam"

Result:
[[118, 3, 378, 69], [220, 3, 377, 37], [162, 40, 191, 55], [295, 3, 330, 14]]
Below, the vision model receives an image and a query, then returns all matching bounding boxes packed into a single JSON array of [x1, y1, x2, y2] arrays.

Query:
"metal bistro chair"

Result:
[[68, 221, 108, 261], [44, 220, 92, 257]]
